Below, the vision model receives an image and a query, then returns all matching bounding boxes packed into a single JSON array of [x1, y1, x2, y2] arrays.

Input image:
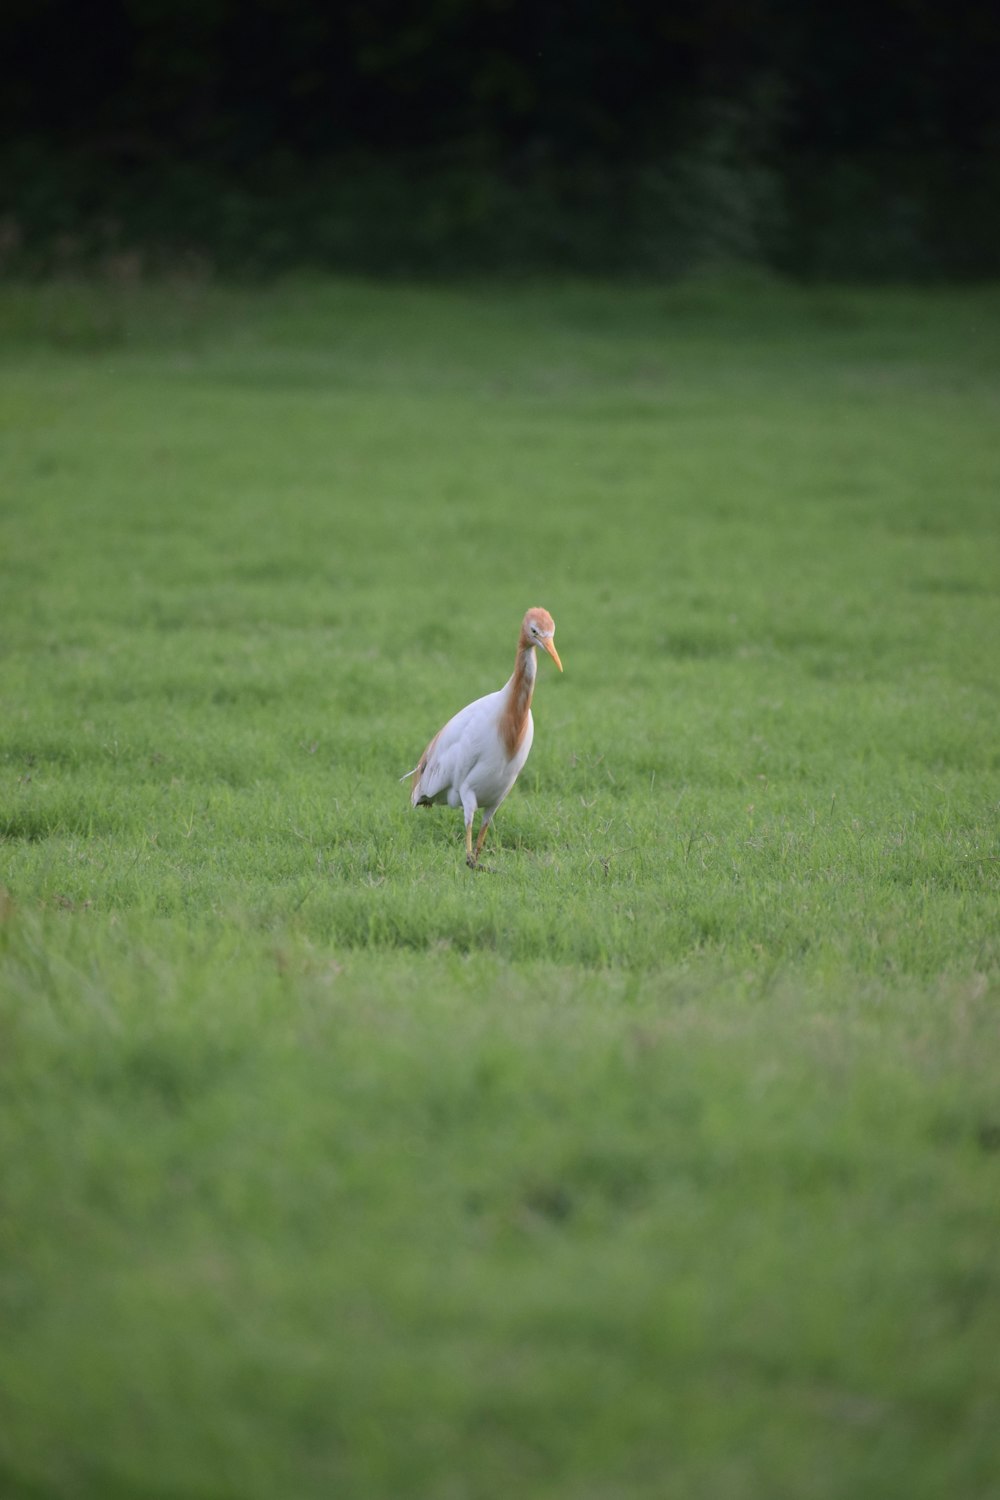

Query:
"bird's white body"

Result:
[[404, 607, 561, 867], [414, 670, 536, 815]]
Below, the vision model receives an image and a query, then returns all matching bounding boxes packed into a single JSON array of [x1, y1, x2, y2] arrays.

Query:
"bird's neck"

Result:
[[499, 642, 536, 756]]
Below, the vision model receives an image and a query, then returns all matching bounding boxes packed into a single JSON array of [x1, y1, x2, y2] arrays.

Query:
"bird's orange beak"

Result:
[[542, 637, 563, 672]]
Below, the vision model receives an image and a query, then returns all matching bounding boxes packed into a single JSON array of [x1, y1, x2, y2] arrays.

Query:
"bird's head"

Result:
[[522, 607, 562, 671]]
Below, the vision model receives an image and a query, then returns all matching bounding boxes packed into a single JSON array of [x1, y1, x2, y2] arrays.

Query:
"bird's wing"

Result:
[[410, 689, 502, 805]]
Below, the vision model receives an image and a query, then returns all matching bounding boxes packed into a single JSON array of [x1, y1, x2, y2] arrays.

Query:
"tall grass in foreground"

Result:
[[1, 276, 999, 1498]]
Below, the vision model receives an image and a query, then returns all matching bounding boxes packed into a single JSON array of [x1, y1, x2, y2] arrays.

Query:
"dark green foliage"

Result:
[[2, 1, 999, 276]]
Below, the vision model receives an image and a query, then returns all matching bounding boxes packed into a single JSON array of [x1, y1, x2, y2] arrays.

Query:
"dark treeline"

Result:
[[3, 0, 999, 277]]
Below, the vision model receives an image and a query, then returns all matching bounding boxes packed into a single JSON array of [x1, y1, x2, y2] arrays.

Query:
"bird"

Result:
[[402, 607, 563, 868]]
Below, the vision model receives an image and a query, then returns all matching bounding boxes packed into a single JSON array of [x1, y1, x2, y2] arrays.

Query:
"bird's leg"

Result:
[[473, 815, 492, 865], [460, 790, 480, 869]]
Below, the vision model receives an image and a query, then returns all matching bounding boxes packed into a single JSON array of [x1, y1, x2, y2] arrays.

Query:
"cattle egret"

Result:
[[403, 607, 563, 868]]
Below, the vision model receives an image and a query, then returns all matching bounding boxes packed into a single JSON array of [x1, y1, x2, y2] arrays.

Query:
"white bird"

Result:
[[403, 607, 563, 868]]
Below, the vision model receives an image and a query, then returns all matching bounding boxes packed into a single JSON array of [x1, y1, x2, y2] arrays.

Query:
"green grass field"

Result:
[[2, 275, 999, 1499]]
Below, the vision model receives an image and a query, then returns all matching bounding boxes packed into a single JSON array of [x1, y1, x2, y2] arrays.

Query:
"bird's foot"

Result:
[[466, 853, 478, 870]]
